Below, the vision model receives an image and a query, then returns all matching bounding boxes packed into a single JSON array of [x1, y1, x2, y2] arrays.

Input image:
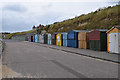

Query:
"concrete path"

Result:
[[2, 40, 118, 79], [38, 43, 119, 63]]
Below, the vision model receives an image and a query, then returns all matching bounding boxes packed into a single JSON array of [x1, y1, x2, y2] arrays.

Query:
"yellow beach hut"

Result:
[[56, 33, 62, 46]]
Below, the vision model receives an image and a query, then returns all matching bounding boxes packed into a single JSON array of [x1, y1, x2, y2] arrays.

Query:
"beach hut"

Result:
[[33, 35, 35, 42], [52, 33, 58, 45], [25, 36, 28, 41], [68, 30, 85, 48], [78, 31, 89, 49], [28, 36, 31, 42], [56, 33, 63, 46], [35, 34, 38, 42], [38, 30, 46, 44], [44, 34, 48, 44], [89, 29, 107, 51], [107, 26, 120, 53], [37, 35, 39, 42], [38, 34, 44, 44], [30, 35, 33, 42], [48, 34, 52, 45], [62, 33, 68, 47]]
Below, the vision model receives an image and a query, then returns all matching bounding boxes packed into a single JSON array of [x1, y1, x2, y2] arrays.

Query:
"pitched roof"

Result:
[[107, 25, 120, 33], [116, 27, 120, 30], [113, 25, 120, 30]]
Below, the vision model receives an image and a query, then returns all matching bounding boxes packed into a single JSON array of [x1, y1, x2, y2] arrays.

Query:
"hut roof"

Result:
[[95, 29, 108, 32], [107, 25, 120, 33], [72, 30, 87, 32], [116, 27, 120, 30]]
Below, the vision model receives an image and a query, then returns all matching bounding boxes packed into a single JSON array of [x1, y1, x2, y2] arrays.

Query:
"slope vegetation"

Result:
[[43, 5, 120, 33]]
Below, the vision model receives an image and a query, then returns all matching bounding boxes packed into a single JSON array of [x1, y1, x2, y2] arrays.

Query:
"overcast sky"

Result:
[[0, 0, 119, 33]]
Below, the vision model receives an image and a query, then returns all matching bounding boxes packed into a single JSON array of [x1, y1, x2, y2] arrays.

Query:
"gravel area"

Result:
[[0, 40, 5, 55], [0, 40, 2, 80], [0, 40, 5, 79], [0, 40, 2, 54]]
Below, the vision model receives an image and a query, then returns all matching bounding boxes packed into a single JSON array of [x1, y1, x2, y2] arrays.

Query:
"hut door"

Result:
[[109, 33, 119, 53]]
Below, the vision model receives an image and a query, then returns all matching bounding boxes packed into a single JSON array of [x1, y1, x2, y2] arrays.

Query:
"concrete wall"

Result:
[[12, 34, 27, 41]]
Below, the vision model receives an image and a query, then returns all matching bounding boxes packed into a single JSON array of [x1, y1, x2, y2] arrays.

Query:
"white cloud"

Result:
[[0, 0, 119, 2], [3, 3, 27, 13], [0, 3, 3, 32]]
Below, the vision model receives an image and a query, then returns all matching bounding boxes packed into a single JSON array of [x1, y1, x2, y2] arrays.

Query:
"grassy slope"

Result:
[[5, 30, 35, 39], [43, 5, 120, 33]]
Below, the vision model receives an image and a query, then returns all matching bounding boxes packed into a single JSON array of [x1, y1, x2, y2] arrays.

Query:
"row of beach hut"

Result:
[[27, 26, 120, 54]]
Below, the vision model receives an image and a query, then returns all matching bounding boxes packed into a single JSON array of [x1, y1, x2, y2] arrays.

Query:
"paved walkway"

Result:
[[35, 43, 120, 63], [2, 40, 118, 78]]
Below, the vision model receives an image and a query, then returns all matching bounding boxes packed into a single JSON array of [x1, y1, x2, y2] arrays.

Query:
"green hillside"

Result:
[[43, 5, 120, 33], [5, 30, 35, 39]]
